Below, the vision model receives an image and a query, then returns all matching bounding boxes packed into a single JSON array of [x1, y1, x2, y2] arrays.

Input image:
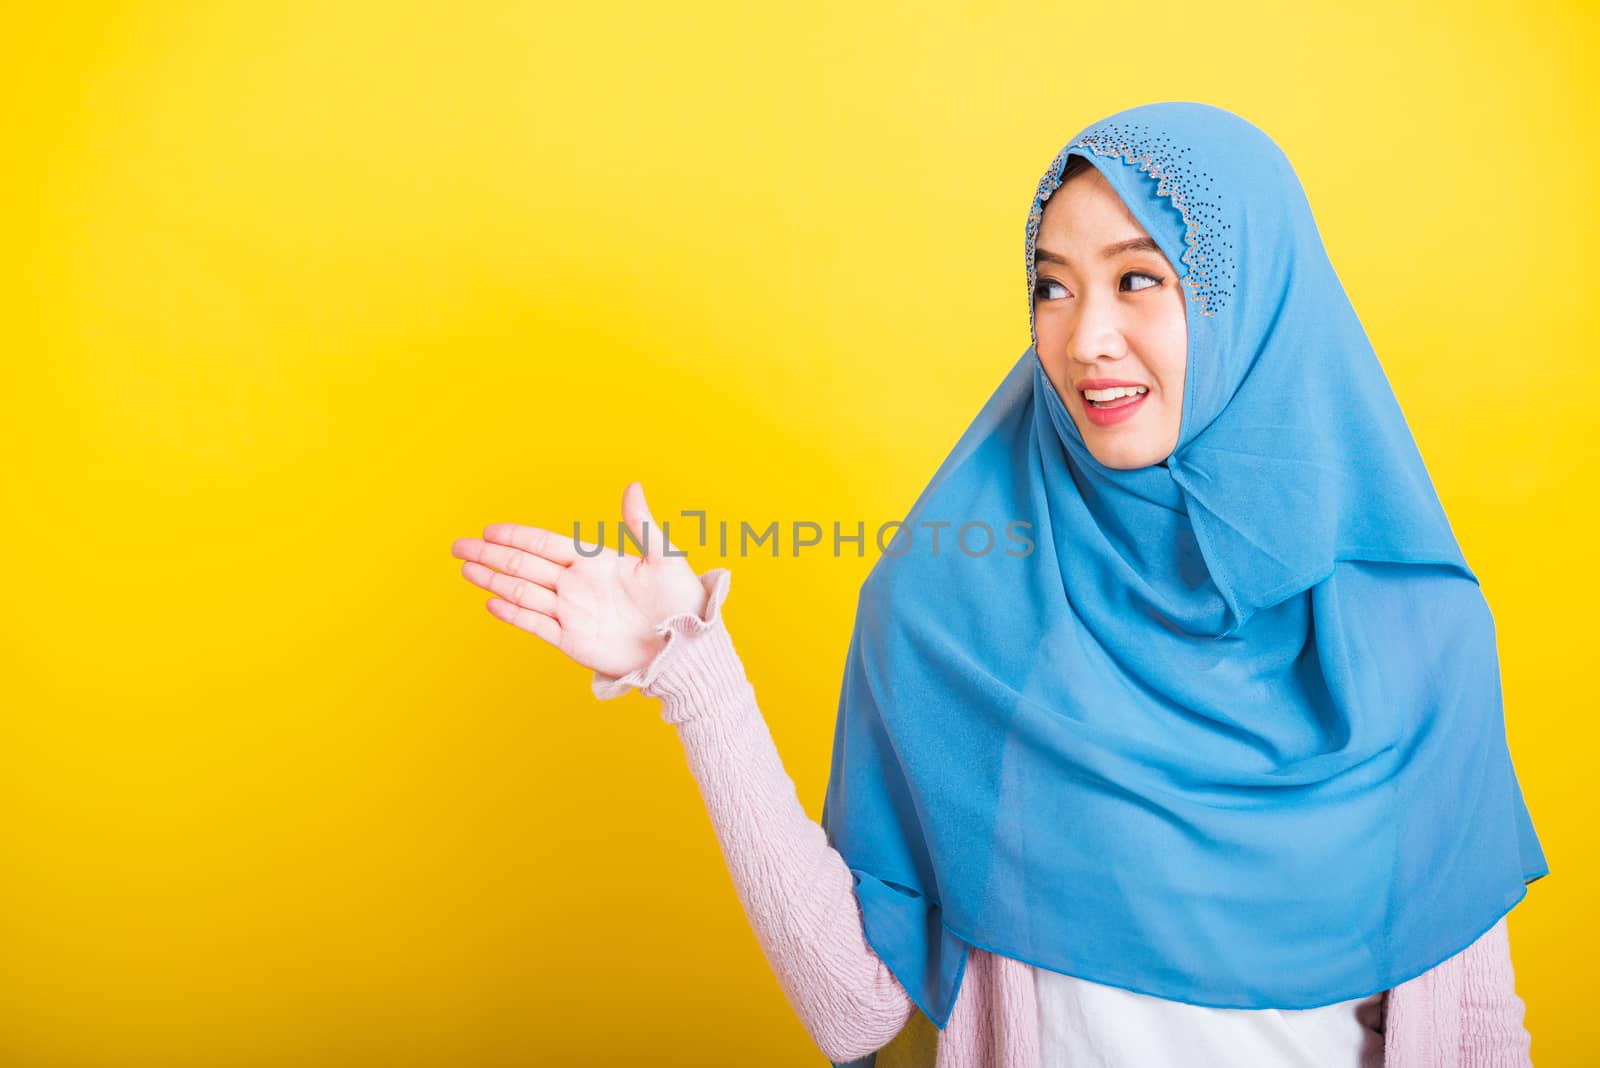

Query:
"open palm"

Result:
[[450, 482, 708, 679]]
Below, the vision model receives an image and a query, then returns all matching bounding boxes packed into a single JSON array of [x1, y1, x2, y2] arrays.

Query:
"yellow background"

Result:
[[4, 1, 1595, 1063]]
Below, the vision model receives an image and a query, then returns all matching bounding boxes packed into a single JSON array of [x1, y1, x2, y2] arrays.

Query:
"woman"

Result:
[[450, 102, 1547, 1066]]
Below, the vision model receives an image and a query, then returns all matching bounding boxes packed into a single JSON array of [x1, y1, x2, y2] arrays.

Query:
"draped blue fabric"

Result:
[[819, 102, 1547, 1053]]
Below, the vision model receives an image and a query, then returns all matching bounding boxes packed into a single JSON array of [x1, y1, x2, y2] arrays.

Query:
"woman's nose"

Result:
[[1066, 291, 1128, 364]]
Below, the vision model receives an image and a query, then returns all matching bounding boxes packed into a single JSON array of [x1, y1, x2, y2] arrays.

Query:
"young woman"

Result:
[[450, 102, 1548, 1067]]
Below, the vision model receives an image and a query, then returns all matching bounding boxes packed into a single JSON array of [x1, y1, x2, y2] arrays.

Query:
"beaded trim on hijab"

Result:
[[1025, 120, 1238, 344]]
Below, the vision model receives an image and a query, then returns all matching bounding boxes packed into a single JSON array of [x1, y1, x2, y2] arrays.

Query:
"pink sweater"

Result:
[[592, 567, 1535, 1067]]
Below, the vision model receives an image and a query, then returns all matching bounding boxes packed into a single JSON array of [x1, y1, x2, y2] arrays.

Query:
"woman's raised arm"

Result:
[[593, 564, 917, 1061], [451, 483, 916, 1062]]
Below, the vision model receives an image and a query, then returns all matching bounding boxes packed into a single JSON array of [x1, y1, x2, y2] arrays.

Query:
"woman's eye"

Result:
[[1035, 274, 1161, 300]]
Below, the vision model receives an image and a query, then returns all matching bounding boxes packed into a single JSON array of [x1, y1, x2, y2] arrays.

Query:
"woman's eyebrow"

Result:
[[1035, 237, 1161, 266]]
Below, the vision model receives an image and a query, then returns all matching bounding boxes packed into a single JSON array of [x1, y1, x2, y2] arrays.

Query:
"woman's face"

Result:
[[1032, 165, 1188, 469]]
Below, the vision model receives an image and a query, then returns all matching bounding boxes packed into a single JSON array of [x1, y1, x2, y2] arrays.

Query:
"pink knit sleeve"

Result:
[[592, 568, 917, 1062], [1458, 916, 1532, 1067]]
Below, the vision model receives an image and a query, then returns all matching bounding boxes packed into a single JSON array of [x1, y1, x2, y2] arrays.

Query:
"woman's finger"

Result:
[[460, 561, 558, 616], [454, 538, 565, 591], [621, 481, 672, 561], [486, 596, 562, 646], [482, 522, 603, 564]]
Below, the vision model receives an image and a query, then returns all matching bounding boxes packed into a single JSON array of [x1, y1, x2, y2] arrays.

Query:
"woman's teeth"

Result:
[[1084, 386, 1148, 408]]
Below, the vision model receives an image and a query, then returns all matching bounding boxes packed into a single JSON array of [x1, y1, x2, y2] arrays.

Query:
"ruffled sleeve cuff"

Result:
[[589, 567, 755, 724]]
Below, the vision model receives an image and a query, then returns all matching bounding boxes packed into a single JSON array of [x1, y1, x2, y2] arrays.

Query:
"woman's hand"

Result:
[[450, 481, 709, 679]]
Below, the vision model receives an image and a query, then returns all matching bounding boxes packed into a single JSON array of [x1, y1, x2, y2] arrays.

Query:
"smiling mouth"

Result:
[[1081, 387, 1149, 409], [1077, 386, 1149, 428], [1083, 393, 1145, 410]]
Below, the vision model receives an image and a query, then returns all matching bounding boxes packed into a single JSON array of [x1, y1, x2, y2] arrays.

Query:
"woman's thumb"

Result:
[[621, 480, 676, 560]]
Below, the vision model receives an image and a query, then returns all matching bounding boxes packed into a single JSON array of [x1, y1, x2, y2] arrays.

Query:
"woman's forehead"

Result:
[[1037, 169, 1148, 234]]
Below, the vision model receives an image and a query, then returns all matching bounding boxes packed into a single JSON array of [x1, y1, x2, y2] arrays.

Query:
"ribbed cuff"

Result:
[[590, 568, 754, 723]]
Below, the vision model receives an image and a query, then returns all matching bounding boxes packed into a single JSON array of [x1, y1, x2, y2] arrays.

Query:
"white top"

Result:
[[1035, 966, 1385, 1068]]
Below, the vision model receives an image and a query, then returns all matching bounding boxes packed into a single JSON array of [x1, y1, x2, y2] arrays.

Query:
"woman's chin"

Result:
[[1083, 433, 1170, 471]]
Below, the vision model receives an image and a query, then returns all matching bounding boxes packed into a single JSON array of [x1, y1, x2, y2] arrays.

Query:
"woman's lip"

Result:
[[1079, 389, 1148, 427]]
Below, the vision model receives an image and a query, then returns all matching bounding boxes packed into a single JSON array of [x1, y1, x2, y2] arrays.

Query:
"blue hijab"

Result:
[[818, 101, 1548, 1045]]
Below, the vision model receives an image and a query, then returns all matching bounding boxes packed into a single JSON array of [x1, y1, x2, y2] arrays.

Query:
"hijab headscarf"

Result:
[[818, 101, 1548, 1041]]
